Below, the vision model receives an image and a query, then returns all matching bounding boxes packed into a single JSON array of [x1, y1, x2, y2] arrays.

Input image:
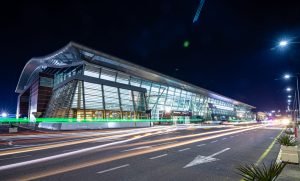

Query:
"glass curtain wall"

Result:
[[81, 64, 237, 121], [46, 63, 239, 121]]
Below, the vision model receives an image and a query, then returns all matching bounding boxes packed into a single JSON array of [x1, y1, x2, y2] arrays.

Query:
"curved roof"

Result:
[[16, 42, 255, 109], [16, 43, 83, 93]]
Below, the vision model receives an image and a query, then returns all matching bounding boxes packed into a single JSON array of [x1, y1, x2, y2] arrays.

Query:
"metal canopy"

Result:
[[16, 42, 255, 109]]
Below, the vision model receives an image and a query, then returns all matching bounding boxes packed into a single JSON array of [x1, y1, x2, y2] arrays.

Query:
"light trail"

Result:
[[0, 125, 256, 156], [0, 126, 175, 146], [0, 127, 173, 156], [80, 125, 261, 155], [2, 125, 263, 180]]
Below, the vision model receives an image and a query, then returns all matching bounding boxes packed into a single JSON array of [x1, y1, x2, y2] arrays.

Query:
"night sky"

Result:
[[1, 0, 300, 114]]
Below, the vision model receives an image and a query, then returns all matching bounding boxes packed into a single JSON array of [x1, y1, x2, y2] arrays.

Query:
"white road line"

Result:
[[210, 140, 218, 143], [209, 148, 231, 157], [178, 148, 191, 152], [149, 154, 168, 160], [97, 164, 129, 174], [0, 155, 31, 161], [121, 146, 151, 152], [197, 144, 206, 147], [222, 138, 227, 140]]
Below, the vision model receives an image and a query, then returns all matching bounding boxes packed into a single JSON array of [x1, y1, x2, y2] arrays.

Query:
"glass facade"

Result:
[[43, 63, 252, 122], [17, 43, 254, 122]]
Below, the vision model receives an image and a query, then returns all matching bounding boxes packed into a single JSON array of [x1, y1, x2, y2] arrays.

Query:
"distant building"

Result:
[[16, 42, 255, 129], [256, 112, 267, 122]]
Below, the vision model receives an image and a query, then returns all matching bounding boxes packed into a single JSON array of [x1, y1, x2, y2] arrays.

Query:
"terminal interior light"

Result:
[[165, 107, 171, 113]]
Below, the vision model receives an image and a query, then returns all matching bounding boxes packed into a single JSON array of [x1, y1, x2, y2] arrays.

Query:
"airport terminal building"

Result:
[[16, 42, 255, 129]]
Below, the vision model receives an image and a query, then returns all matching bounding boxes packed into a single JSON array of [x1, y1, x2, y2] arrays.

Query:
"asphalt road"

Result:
[[0, 124, 283, 181]]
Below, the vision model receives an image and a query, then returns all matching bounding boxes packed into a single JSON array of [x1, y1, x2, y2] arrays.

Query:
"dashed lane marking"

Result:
[[178, 148, 191, 152], [149, 154, 168, 160], [97, 164, 129, 174]]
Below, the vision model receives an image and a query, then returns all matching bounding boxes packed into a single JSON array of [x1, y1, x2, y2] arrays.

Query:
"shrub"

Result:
[[236, 161, 287, 181], [284, 129, 294, 135], [276, 134, 297, 146]]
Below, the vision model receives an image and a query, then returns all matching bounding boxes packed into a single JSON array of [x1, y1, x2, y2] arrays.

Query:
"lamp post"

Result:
[[284, 74, 300, 120], [277, 39, 300, 137], [284, 75, 299, 137]]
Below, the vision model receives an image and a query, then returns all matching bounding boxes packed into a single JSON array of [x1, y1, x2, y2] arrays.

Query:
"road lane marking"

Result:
[[210, 148, 231, 157], [97, 164, 129, 174], [0, 155, 31, 161], [210, 140, 218, 143], [149, 154, 168, 160], [197, 144, 206, 147], [184, 148, 230, 168], [222, 138, 227, 140], [178, 148, 191, 152], [121, 146, 151, 152]]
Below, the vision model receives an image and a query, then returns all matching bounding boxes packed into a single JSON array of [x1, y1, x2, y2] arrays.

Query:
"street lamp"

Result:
[[283, 74, 300, 116], [284, 74, 291, 79], [288, 95, 292, 98], [1, 112, 8, 118], [279, 40, 288, 47], [286, 87, 292, 92]]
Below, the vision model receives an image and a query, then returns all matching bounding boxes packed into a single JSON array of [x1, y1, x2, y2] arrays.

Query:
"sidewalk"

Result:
[[277, 127, 300, 181]]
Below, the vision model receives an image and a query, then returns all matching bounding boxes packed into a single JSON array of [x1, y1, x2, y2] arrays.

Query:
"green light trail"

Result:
[[0, 118, 245, 124]]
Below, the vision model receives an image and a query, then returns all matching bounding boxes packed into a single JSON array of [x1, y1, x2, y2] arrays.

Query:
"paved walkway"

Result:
[[277, 127, 300, 181]]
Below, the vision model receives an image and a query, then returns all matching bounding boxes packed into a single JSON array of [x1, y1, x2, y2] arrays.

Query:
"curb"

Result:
[[276, 148, 282, 163]]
